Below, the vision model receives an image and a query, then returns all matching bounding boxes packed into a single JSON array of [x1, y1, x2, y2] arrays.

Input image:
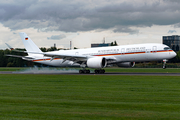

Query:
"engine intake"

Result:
[[87, 57, 107, 68]]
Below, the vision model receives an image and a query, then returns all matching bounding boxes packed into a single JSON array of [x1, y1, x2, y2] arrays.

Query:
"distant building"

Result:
[[163, 35, 180, 52], [91, 37, 114, 48], [91, 43, 111, 48]]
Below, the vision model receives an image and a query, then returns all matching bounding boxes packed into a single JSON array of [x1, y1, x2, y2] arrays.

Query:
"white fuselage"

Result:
[[29, 43, 176, 67]]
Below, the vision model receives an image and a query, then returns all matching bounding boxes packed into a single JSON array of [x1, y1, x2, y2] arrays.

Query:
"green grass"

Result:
[[105, 68, 180, 73], [0, 74, 180, 119]]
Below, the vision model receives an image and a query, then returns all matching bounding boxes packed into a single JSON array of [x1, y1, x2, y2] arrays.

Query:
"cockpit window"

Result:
[[164, 47, 171, 50]]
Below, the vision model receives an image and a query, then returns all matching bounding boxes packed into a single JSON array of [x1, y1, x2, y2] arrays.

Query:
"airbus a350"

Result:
[[6, 32, 176, 74]]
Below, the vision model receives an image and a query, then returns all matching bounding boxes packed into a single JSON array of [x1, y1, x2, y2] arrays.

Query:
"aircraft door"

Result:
[[43, 55, 46, 61], [152, 46, 157, 53], [121, 48, 125, 55]]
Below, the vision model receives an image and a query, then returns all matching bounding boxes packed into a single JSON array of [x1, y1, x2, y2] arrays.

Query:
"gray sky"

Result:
[[0, 0, 180, 49]]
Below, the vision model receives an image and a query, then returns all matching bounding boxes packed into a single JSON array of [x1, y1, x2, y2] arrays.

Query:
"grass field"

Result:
[[105, 68, 180, 73], [0, 74, 180, 119]]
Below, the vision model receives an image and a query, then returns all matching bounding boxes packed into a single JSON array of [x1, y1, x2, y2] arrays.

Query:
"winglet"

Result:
[[5, 43, 14, 51]]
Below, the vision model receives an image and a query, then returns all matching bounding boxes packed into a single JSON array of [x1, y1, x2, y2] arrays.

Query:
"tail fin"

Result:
[[19, 32, 42, 56]]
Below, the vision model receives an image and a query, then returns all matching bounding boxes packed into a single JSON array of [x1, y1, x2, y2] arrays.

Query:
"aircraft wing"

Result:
[[44, 52, 87, 59], [17, 51, 88, 63], [43, 52, 89, 64], [7, 49, 117, 64], [42, 52, 118, 64], [21, 51, 117, 63]]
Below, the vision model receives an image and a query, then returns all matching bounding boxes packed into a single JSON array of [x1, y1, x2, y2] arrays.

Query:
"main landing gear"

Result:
[[94, 69, 105, 74], [79, 69, 90, 74], [79, 69, 105, 74]]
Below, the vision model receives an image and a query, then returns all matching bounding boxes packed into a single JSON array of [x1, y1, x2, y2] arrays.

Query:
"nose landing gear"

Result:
[[163, 59, 168, 69]]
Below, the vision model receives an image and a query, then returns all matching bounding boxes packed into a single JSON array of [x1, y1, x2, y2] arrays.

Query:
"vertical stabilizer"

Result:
[[19, 32, 42, 57]]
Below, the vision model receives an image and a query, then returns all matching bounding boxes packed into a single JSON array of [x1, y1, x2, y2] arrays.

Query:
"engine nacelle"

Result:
[[87, 57, 107, 68], [117, 62, 135, 67]]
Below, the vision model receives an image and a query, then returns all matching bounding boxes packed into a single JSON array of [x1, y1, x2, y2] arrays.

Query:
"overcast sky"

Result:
[[0, 0, 180, 49]]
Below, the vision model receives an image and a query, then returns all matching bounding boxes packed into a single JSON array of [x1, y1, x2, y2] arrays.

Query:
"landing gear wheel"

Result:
[[94, 69, 105, 74], [86, 70, 90, 73], [95, 70, 99, 74], [163, 65, 166, 69], [79, 70, 84, 74], [79, 69, 90, 74]]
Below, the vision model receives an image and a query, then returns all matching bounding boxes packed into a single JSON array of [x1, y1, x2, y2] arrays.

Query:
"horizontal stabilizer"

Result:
[[5, 54, 34, 60], [5, 43, 27, 53], [5, 43, 14, 51]]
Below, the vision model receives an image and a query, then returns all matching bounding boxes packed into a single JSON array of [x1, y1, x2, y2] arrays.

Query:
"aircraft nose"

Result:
[[172, 51, 177, 58]]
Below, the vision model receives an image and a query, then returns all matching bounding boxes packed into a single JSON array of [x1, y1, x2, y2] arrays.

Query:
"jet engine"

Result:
[[117, 62, 135, 67], [87, 57, 107, 68]]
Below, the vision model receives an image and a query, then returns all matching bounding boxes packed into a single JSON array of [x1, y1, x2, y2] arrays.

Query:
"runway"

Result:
[[1, 71, 180, 76]]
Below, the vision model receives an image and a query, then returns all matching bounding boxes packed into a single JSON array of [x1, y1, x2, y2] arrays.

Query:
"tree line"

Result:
[[0, 47, 58, 67]]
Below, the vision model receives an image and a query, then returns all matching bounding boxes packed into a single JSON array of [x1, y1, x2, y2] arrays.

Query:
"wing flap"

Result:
[[22, 51, 88, 61]]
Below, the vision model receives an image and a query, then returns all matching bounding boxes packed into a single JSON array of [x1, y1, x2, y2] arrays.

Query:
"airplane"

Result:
[[6, 32, 176, 74]]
